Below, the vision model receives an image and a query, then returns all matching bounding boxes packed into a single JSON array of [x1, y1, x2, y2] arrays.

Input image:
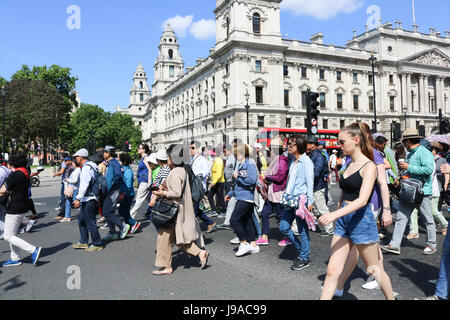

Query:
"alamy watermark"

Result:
[[66, 5, 81, 30], [66, 265, 81, 290], [366, 5, 381, 29]]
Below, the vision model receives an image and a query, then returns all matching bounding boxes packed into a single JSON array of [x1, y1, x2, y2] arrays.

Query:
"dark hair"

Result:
[[167, 144, 184, 167], [295, 136, 307, 155], [9, 151, 28, 168], [375, 136, 387, 145], [140, 144, 150, 154], [343, 123, 374, 161], [190, 140, 201, 149], [119, 153, 132, 166]]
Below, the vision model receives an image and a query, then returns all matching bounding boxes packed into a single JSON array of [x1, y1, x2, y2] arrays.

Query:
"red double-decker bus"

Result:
[[257, 128, 340, 149]]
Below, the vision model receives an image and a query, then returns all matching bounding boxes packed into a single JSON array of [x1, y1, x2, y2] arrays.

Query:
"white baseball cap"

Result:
[[254, 143, 263, 149], [73, 148, 89, 158]]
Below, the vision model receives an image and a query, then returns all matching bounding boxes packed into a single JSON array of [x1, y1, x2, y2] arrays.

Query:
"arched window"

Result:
[[139, 81, 143, 89], [168, 49, 173, 59], [252, 13, 261, 33]]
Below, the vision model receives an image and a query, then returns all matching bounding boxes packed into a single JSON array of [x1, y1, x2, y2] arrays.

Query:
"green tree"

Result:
[[0, 76, 6, 88], [65, 104, 142, 158], [12, 65, 79, 147], [4, 79, 65, 156]]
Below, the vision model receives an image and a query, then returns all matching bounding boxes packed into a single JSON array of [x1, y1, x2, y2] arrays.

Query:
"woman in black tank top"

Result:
[[318, 123, 395, 300]]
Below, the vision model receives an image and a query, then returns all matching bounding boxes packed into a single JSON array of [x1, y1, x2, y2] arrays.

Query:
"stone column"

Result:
[[401, 73, 407, 113], [436, 76, 443, 112], [419, 75, 425, 113], [406, 73, 412, 112]]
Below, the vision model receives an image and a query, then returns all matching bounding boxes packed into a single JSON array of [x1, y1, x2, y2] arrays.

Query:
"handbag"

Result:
[[280, 193, 300, 209], [399, 178, 424, 207], [0, 191, 11, 207], [151, 171, 187, 229]]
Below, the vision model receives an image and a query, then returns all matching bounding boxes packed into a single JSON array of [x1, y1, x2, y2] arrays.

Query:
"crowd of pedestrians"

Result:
[[1, 122, 449, 300]]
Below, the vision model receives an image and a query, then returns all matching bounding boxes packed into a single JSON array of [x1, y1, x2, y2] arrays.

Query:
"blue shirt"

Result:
[[120, 165, 135, 197], [285, 154, 315, 206], [227, 158, 258, 202], [137, 156, 149, 185], [105, 158, 123, 192]]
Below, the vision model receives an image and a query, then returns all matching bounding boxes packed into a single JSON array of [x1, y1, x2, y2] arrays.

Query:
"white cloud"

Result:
[[162, 15, 194, 37], [281, 0, 364, 20], [190, 19, 216, 40]]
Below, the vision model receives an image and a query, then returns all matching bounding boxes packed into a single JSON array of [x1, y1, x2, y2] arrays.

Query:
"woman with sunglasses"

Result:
[[319, 123, 395, 300], [278, 135, 315, 271]]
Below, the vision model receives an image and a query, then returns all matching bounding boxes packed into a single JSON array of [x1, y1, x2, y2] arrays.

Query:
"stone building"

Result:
[[118, 0, 450, 150]]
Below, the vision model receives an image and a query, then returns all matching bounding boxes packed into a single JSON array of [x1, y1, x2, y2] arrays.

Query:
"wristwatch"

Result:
[[383, 206, 391, 211]]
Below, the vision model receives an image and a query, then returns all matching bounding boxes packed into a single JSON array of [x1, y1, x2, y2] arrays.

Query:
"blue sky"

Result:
[[0, 0, 449, 112]]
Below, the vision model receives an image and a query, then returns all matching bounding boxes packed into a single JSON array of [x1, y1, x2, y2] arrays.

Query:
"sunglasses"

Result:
[[339, 140, 345, 145]]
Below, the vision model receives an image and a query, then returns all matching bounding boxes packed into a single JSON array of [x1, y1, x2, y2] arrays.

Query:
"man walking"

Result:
[[207, 147, 226, 218], [130, 144, 151, 221], [381, 128, 437, 255], [307, 136, 333, 237], [73, 149, 103, 252], [53, 157, 72, 220], [102, 146, 130, 241], [191, 141, 216, 233]]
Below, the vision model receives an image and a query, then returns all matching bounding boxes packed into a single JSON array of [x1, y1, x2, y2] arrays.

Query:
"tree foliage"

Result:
[[4, 79, 65, 152], [65, 104, 142, 158]]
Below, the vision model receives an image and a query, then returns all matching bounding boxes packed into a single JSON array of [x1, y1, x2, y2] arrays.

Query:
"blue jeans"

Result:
[[102, 189, 125, 235], [194, 201, 214, 225], [252, 207, 262, 238], [64, 189, 79, 219], [58, 183, 65, 217], [279, 207, 310, 262], [78, 200, 102, 247], [260, 200, 283, 236], [435, 231, 450, 299], [118, 195, 136, 226]]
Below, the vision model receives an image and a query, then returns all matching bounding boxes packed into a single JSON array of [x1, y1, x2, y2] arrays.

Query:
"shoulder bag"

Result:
[[151, 171, 187, 229]]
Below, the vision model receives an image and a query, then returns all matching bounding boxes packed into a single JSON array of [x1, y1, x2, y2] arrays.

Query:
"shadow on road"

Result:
[[389, 258, 439, 296], [0, 275, 26, 293]]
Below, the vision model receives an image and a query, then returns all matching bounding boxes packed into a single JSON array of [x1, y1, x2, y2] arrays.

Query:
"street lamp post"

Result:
[[1, 85, 6, 157], [369, 53, 378, 133], [245, 90, 250, 145]]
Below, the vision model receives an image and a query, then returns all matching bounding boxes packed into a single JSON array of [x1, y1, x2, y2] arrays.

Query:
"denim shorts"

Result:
[[334, 202, 379, 245]]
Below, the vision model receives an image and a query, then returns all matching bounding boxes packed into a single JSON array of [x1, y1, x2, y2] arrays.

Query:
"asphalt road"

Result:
[[0, 174, 447, 300]]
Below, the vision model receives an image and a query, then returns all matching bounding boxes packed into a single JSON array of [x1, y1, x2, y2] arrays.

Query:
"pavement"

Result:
[[0, 174, 447, 300]]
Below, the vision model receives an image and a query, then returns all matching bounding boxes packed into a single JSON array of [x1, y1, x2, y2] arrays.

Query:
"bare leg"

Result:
[[356, 243, 395, 300], [320, 236, 353, 300], [336, 246, 359, 291]]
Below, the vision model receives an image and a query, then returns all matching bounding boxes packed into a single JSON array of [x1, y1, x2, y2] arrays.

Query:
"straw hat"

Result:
[[402, 128, 423, 140]]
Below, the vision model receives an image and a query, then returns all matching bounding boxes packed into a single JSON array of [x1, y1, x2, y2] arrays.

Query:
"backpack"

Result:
[[319, 150, 329, 176], [85, 163, 108, 201], [184, 164, 205, 203]]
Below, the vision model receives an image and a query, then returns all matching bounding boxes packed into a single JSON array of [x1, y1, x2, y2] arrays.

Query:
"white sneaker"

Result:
[[362, 278, 380, 290], [250, 245, 260, 254], [26, 219, 36, 232], [230, 237, 240, 245], [236, 243, 252, 257]]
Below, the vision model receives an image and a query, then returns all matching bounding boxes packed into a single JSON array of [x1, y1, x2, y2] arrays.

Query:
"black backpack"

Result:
[[184, 164, 205, 203]]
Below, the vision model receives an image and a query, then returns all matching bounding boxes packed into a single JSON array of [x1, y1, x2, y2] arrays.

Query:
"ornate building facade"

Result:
[[118, 0, 450, 150]]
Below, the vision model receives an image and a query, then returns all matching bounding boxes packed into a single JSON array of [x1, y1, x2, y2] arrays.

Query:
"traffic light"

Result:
[[123, 141, 131, 153], [306, 90, 320, 136], [440, 118, 450, 134], [393, 123, 402, 141], [418, 125, 425, 138]]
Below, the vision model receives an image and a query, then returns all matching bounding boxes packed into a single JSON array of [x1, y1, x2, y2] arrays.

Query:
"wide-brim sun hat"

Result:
[[270, 138, 284, 148], [402, 128, 423, 140], [155, 149, 168, 161], [147, 153, 158, 165]]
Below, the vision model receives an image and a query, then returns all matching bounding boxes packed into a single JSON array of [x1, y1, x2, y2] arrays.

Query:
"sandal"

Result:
[[152, 267, 173, 276], [200, 250, 209, 269]]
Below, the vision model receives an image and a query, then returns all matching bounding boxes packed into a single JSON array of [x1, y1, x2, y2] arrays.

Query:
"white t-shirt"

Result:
[[330, 154, 337, 169]]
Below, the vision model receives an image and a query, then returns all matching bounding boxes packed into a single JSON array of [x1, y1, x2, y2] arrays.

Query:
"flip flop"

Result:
[[152, 268, 173, 276], [200, 251, 209, 270]]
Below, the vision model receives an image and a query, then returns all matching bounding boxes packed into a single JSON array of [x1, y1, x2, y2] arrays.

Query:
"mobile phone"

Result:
[[150, 186, 159, 192]]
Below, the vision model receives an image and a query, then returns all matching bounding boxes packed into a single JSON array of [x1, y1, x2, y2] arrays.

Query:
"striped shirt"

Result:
[[153, 165, 171, 188]]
